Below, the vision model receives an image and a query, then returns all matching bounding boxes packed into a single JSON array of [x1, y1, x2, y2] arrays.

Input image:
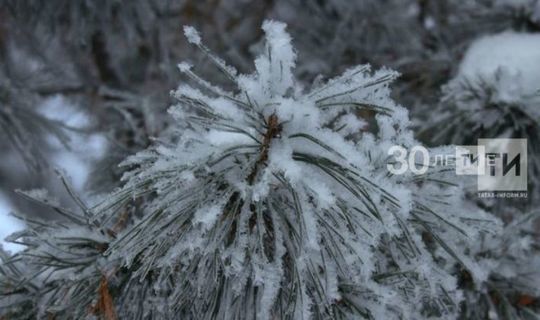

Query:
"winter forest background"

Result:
[[1, 0, 540, 319]]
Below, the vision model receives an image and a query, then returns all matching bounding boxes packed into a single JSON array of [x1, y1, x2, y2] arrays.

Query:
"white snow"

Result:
[[0, 193, 24, 253], [177, 62, 192, 72], [194, 203, 223, 230], [183, 26, 202, 45], [205, 129, 254, 146], [256, 20, 297, 97], [457, 32, 540, 97]]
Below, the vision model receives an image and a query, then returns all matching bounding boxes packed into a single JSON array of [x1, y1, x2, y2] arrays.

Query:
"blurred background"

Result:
[[1, 0, 539, 252]]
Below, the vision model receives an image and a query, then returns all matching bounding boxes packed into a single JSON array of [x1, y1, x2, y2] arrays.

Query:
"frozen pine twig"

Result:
[[1, 21, 502, 319]]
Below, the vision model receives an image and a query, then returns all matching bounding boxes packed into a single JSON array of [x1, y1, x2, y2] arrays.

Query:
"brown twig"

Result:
[[91, 276, 118, 320], [247, 113, 282, 185], [106, 209, 131, 238]]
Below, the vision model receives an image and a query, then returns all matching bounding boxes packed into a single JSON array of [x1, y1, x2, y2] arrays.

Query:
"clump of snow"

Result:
[[257, 20, 297, 96], [205, 129, 254, 146], [177, 62, 192, 72], [183, 26, 201, 45], [0, 193, 24, 253], [194, 203, 224, 230], [457, 32, 540, 97]]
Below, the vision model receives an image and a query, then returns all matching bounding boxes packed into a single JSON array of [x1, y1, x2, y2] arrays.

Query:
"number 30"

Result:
[[387, 145, 429, 175]]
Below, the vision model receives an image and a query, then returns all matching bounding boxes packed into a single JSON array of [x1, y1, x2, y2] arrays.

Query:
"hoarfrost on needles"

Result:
[[1, 20, 502, 319]]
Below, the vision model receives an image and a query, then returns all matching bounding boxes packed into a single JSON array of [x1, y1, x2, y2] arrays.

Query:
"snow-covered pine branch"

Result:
[[2, 21, 501, 319], [419, 32, 540, 206], [463, 209, 540, 319]]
